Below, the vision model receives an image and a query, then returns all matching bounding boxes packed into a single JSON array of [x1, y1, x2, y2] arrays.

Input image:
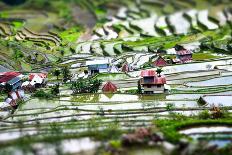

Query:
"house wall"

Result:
[[142, 85, 165, 94], [177, 54, 192, 60], [12, 81, 22, 90], [88, 64, 110, 75]]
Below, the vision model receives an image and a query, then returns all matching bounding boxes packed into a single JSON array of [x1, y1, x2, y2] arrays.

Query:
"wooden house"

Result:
[[173, 48, 192, 63], [140, 70, 166, 94], [152, 56, 168, 67]]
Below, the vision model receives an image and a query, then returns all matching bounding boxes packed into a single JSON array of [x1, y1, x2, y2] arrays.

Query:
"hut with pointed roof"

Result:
[[152, 55, 168, 67], [102, 81, 117, 93], [140, 70, 166, 94], [121, 63, 131, 73]]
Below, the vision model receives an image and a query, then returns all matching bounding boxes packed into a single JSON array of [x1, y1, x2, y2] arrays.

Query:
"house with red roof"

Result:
[[140, 70, 166, 94], [102, 81, 117, 93], [152, 56, 168, 67], [173, 48, 192, 63], [121, 62, 133, 73], [29, 73, 47, 88], [0, 72, 23, 92]]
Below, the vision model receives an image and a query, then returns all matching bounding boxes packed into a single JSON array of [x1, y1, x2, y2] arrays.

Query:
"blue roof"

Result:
[[7, 77, 21, 85], [88, 64, 109, 70]]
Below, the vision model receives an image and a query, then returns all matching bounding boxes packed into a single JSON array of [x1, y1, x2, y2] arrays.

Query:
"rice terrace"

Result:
[[0, 0, 232, 154]]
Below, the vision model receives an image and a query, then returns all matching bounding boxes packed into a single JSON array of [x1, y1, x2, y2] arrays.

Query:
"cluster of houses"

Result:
[[85, 58, 133, 76], [0, 72, 47, 110], [83, 45, 192, 94], [85, 45, 192, 77], [0, 44, 192, 111]]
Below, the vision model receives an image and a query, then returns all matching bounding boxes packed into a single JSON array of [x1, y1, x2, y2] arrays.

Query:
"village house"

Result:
[[102, 81, 117, 93], [86, 58, 119, 75], [4, 89, 25, 109], [152, 55, 168, 67], [140, 70, 166, 94], [172, 45, 192, 63], [86, 59, 111, 75], [0, 72, 23, 92], [121, 62, 133, 72]]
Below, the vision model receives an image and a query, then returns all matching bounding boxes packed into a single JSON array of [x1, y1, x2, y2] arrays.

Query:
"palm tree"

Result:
[[156, 68, 163, 77], [53, 69, 61, 80]]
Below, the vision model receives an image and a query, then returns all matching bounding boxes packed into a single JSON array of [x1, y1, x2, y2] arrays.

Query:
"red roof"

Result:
[[176, 49, 192, 55], [102, 81, 117, 93], [0, 72, 21, 83], [141, 70, 156, 77], [153, 56, 167, 67], [29, 73, 47, 81], [121, 63, 129, 72], [153, 76, 166, 84]]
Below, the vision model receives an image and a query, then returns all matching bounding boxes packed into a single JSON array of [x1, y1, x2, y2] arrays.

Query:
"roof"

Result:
[[0, 72, 21, 83], [153, 56, 167, 67], [121, 63, 129, 72], [30, 75, 43, 85], [176, 49, 192, 55], [109, 65, 119, 73], [153, 76, 166, 84], [86, 59, 110, 66], [102, 81, 117, 93], [29, 73, 47, 81], [7, 77, 21, 85], [141, 70, 156, 77]]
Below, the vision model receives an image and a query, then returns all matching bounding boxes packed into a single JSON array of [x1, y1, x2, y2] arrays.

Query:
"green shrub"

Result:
[[198, 110, 211, 119], [33, 90, 52, 98]]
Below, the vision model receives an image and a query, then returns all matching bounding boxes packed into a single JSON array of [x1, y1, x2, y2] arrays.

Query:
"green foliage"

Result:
[[109, 140, 122, 149], [53, 69, 61, 80], [71, 78, 102, 94], [13, 49, 24, 60], [50, 84, 60, 96], [166, 103, 175, 111], [33, 89, 52, 98], [137, 80, 142, 94], [61, 66, 71, 82], [198, 110, 211, 119], [156, 68, 163, 77]]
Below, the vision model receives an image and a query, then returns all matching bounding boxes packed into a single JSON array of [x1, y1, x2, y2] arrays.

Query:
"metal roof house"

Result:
[[0, 72, 23, 92], [86, 59, 111, 75], [7, 77, 22, 91], [173, 49, 192, 64], [140, 70, 167, 94]]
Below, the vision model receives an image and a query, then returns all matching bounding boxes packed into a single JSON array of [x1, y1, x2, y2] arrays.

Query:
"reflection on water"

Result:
[[71, 94, 166, 102]]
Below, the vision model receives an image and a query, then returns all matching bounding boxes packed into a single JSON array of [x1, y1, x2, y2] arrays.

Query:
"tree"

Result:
[[84, 70, 89, 75], [13, 49, 24, 60], [51, 84, 60, 96], [60, 50, 65, 56], [137, 80, 142, 94], [62, 66, 70, 82], [156, 68, 163, 77], [70, 47, 76, 54], [71, 78, 102, 94], [53, 69, 61, 80]]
